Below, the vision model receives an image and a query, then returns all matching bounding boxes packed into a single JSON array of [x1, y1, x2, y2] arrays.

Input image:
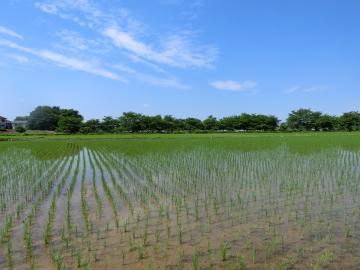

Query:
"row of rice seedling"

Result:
[[0, 136, 359, 269]]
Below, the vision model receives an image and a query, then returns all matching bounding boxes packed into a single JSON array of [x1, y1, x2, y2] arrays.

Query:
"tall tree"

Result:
[[184, 117, 204, 131], [286, 109, 322, 131], [57, 109, 83, 133], [81, 119, 101, 134], [203, 115, 218, 130], [119, 112, 145, 132], [339, 111, 360, 131], [28, 106, 61, 130], [101, 116, 119, 133], [316, 114, 339, 131]]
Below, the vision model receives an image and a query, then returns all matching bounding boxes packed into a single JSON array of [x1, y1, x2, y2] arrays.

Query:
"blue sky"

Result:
[[0, 0, 359, 121]]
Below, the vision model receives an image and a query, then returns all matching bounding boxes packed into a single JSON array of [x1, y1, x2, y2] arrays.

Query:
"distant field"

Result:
[[0, 133, 360, 269]]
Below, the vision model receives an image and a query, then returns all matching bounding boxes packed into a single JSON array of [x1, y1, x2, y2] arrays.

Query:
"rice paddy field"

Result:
[[0, 132, 360, 270]]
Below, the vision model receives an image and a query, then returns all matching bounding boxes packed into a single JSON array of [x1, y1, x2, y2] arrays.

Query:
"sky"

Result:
[[0, 0, 359, 121]]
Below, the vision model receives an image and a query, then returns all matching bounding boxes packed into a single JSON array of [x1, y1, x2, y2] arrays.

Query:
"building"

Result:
[[0, 116, 13, 129]]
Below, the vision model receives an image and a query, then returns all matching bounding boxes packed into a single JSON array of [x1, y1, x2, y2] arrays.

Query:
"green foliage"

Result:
[[13, 105, 360, 134], [286, 108, 322, 131], [27, 106, 83, 133], [28, 106, 62, 130], [57, 109, 83, 134], [286, 108, 360, 131], [340, 111, 360, 131], [15, 126, 26, 133]]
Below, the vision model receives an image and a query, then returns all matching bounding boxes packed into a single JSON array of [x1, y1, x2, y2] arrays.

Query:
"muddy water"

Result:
[[1, 147, 360, 269], [32, 156, 76, 270]]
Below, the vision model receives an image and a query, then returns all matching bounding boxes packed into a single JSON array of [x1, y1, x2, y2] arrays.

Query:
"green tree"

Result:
[[15, 126, 26, 133], [57, 109, 83, 133], [80, 119, 101, 133], [119, 112, 145, 132], [316, 114, 339, 131], [203, 115, 218, 130], [28, 106, 61, 130], [218, 116, 237, 130], [101, 116, 119, 133], [252, 114, 279, 131], [339, 111, 360, 131], [146, 115, 165, 132], [14, 116, 30, 122], [184, 118, 204, 131], [286, 109, 322, 131], [162, 115, 177, 132]]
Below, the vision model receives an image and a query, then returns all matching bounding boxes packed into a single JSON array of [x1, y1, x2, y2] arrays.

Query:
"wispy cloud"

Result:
[[104, 26, 216, 69], [0, 39, 123, 81], [35, 2, 58, 14], [112, 63, 137, 74], [35, 0, 103, 28], [103, 27, 167, 64], [285, 85, 327, 94], [113, 62, 189, 89], [7, 54, 29, 63], [136, 73, 190, 89], [210, 80, 257, 92], [0, 25, 23, 39], [35, 0, 216, 70], [56, 30, 94, 51], [31, 0, 215, 88]]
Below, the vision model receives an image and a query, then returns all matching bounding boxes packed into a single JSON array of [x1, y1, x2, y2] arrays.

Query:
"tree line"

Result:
[[15, 106, 360, 134]]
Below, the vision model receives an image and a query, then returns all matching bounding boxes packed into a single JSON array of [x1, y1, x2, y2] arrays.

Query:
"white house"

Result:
[[0, 116, 13, 129]]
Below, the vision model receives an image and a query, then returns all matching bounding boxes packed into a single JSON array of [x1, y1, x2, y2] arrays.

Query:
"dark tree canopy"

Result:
[[286, 109, 322, 131], [218, 114, 279, 131], [18, 105, 360, 134], [340, 111, 360, 131], [14, 116, 30, 121], [28, 106, 62, 131], [57, 109, 83, 133], [286, 109, 360, 132], [27, 106, 83, 133], [203, 115, 218, 130]]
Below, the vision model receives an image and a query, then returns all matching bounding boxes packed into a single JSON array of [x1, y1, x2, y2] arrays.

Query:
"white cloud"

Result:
[[136, 73, 190, 89], [35, 1, 147, 34], [56, 30, 92, 51], [285, 85, 327, 94], [35, 2, 58, 14], [35, 1, 94, 27], [104, 26, 216, 69], [103, 27, 171, 66], [32, 0, 216, 88], [210, 80, 257, 91], [127, 54, 167, 73], [0, 25, 23, 39], [1, 38, 188, 89], [35, 1, 217, 69], [7, 54, 29, 63], [0, 39, 123, 81], [112, 62, 189, 89], [112, 63, 136, 74], [161, 33, 217, 68]]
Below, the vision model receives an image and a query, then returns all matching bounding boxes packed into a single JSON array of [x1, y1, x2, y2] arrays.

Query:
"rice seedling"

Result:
[[0, 133, 359, 269]]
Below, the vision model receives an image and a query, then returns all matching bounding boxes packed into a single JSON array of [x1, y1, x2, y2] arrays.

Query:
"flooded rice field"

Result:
[[0, 134, 360, 269]]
